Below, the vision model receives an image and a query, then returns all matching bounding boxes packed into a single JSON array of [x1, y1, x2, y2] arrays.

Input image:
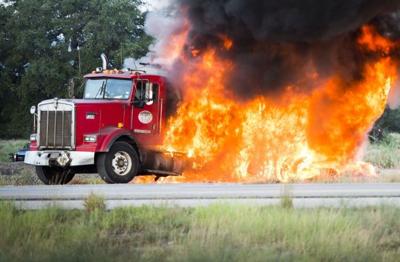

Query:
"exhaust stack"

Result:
[[101, 53, 108, 70]]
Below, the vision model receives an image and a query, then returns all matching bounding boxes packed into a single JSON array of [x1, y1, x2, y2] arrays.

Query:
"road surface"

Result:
[[0, 183, 399, 209]]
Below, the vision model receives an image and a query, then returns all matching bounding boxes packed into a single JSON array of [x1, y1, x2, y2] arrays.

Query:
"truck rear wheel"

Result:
[[36, 166, 75, 185], [97, 142, 139, 184]]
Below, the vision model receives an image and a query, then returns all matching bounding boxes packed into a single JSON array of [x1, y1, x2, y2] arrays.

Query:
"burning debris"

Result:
[[141, 0, 400, 182]]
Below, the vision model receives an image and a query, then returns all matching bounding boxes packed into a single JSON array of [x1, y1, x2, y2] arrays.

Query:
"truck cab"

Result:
[[25, 69, 184, 184]]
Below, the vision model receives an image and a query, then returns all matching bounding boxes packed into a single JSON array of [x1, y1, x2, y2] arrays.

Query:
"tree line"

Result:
[[0, 0, 151, 138], [0, 0, 399, 141]]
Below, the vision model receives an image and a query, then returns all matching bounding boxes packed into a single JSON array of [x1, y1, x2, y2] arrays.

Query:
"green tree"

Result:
[[0, 0, 152, 138], [371, 106, 400, 141], [0, 3, 16, 137]]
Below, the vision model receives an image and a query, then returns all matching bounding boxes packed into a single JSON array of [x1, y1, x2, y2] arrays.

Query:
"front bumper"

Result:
[[24, 151, 95, 167]]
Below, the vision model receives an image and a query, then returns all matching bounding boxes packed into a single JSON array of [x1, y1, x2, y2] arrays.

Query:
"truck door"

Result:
[[131, 80, 161, 136]]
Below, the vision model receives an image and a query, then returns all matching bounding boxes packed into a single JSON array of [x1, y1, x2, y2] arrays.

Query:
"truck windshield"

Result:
[[84, 79, 132, 100]]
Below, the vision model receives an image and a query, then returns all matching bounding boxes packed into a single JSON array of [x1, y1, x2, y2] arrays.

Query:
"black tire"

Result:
[[36, 166, 75, 185], [97, 142, 139, 184]]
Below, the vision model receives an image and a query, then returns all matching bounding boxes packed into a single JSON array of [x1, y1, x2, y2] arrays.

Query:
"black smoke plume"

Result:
[[174, 0, 400, 99]]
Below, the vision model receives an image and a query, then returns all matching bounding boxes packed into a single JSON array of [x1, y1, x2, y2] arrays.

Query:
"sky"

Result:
[[142, 0, 171, 11]]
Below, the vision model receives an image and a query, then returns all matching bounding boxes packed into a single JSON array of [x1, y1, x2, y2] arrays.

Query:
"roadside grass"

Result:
[[0, 173, 105, 186], [70, 175, 105, 185], [377, 169, 400, 182], [0, 166, 104, 186], [0, 202, 399, 261], [0, 140, 28, 163], [364, 133, 400, 169], [0, 168, 40, 186]]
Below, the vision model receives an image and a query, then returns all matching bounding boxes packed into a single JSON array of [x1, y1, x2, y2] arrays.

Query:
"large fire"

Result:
[[141, 25, 399, 183]]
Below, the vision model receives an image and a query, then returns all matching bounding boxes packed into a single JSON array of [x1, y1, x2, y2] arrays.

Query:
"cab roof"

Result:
[[84, 70, 166, 81]]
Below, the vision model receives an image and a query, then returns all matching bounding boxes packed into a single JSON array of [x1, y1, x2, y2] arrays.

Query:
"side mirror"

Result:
[[145, 83, 154, 105], [30, 105, 36, 115]]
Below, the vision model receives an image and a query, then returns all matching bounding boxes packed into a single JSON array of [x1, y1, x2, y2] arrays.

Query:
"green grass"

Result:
[[0, 140, 28, 163], [0, 203, 399, 261], [364, 133, 400, 169]]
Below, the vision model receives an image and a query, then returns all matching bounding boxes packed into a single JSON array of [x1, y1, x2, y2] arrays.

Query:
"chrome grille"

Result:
[[38, 101, 74, 149]]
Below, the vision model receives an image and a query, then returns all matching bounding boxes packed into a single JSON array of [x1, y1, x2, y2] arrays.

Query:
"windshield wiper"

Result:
[[94, 80, 106, 99]]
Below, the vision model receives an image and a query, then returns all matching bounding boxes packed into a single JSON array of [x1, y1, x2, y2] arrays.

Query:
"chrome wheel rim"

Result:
[[111, 151, 132, 176]]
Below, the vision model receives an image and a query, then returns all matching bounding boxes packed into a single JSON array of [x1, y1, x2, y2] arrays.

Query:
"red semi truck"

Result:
[[24, 61, 184, 184]]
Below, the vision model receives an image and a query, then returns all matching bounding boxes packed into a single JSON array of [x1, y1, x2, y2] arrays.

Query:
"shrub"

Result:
[[84, 193, 106, 213]]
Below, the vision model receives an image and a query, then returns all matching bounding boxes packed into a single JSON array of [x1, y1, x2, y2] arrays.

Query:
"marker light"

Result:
[[30, 134, 37, 142], [84, 135, 97, 143]]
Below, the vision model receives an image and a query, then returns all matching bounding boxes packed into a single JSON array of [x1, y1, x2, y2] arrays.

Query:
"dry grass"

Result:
[[364, 133, 400, 169], [84, 193, 106, 213], [70, 175, 105, 185], [0, 164, 39, 186]]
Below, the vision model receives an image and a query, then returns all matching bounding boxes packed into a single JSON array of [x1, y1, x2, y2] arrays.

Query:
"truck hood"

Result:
[[67, 98, 128, 105], [39, 98, 128, 106]]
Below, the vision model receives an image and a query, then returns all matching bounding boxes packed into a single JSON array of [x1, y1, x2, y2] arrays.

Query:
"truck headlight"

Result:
[[30, 134, 37, 142], [84, 135, 97, 143]]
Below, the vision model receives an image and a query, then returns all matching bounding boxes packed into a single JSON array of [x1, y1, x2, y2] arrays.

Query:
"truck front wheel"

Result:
[[97, 142, 139, 184], [36, 166, 76, 185]]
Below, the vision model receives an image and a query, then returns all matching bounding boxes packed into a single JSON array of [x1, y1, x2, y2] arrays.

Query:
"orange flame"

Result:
[[358, 25, 396, 54], [153, 26, 399, 183], [221, 35, 233, 50]]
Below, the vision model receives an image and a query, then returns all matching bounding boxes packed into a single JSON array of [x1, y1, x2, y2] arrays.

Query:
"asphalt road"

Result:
[[1, 183, 399, 209]]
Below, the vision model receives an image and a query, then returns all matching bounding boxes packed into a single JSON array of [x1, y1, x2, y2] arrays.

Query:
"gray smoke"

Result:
[[172, 0, 400, 99]]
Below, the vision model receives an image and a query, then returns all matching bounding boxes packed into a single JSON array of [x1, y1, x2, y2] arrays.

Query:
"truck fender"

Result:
[[97, 128, 140, 153]]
